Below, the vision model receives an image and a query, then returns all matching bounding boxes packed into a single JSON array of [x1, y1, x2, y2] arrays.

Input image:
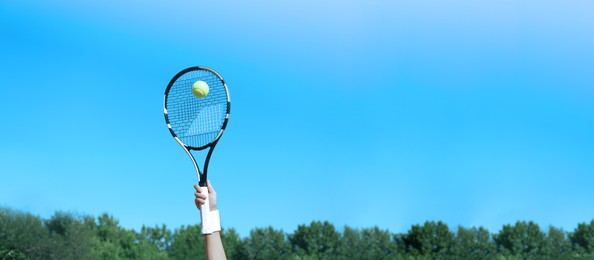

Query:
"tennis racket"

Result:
[[163, 66, 230, 227]]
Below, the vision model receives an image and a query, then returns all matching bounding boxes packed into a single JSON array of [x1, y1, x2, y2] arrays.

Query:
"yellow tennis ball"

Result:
[[192, 81, 209, 98]]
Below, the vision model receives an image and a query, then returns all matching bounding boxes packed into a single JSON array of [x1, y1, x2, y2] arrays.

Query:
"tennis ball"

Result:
[[192, 81, 209, 98]]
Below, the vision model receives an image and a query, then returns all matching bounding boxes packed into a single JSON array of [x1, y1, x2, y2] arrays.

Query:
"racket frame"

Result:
[[163, 66, 231, 187]]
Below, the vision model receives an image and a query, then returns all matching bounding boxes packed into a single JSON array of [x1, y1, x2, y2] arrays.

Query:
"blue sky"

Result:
[[1, 0, 593, 236]]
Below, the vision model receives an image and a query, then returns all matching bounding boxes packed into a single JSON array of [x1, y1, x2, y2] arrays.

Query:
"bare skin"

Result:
[[194, 180, 227, 260]]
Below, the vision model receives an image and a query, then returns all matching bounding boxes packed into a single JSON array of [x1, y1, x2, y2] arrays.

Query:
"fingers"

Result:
[[194, 181, 218, 211], [194, 184, 207, 209], [195, 182, 215, 194], [195, 197, 205, 208], [195, 191, 207, 200]]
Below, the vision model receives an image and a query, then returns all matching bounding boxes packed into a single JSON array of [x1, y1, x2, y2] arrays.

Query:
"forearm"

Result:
[[205, 231, 226, 260]]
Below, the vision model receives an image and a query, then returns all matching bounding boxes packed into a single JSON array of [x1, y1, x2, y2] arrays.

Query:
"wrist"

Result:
[[201, 210, 221, 235]]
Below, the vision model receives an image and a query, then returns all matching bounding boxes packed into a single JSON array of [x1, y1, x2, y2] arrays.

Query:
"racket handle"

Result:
[[200, 186, 211, 226], [200, 186, 221, 234]]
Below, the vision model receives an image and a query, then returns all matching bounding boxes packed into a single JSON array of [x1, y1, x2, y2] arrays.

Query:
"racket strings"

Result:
[[166, 70, 228, 148]]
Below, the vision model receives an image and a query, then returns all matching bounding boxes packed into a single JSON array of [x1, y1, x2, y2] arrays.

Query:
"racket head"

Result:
[[164, 66, 230, 150]]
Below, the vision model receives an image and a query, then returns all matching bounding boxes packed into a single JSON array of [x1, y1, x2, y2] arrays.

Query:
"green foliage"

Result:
[[2, 206, 594, 259], [45, 211, 96, 259], [544, 226, 573, 258], [0, 208, 51, 259], [494, 221, 547, 258], [289, 221, 341, 259], [92, 213, 140, 259], [401, 221, 454, 258], [337, 226, 400, 259], [139, 224, 172, 251], [236, 227, 291, 259], [570, 220, 594, 255], [135, 224, 171, 259], [220, 228, 242, 259], [337, 226, 361, 258], [451, 226, 496, 259], [168, 224, 205, 259]]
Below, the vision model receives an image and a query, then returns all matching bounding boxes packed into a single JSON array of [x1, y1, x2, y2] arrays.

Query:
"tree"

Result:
[[6, 206, 594, 259], [543, 226, 572, 258], [0, 208, 52, 259], [288, 221, 341, 259], [401, 221, 453, 258], [451, 226, 496, 259], [45, 211, 95, 259], [494, 221, 546, 258], [134, 224, 171, 259], [336, 226, 361, 259], [220, 228, 243, 259], [138, 224, 172, 251], [569, 219, 594, 256], [359, 227, 398, 259], [91, 213, 141, 259], [235, 226, 291, 259], [168, 224, 205, 259]]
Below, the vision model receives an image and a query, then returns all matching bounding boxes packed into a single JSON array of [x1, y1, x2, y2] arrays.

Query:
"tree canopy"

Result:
[[1, 207, 593, 259]]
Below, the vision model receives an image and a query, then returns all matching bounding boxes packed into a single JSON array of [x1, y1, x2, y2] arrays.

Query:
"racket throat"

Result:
[[185, 145, 217, 187], [199, 145, 217, 187]]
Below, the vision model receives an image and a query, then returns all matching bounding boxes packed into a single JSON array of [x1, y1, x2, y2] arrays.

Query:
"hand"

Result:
[[194, 180, 217, 211]]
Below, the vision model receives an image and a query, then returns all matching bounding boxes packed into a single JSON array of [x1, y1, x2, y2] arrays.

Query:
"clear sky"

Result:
[[1, 0, 593, 237]]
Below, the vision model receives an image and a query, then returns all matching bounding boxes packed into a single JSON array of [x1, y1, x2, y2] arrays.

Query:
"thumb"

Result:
[[206, 180, 216, 194]]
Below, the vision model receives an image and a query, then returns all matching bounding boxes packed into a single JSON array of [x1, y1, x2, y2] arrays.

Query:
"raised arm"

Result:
[[195, 180, 227, 260]]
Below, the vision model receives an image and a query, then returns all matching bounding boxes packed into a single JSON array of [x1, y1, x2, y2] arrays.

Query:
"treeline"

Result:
[[2, 207, 594, 259]]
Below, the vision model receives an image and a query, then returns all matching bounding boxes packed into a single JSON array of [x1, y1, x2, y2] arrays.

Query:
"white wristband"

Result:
[[202, 210, 221, 234]]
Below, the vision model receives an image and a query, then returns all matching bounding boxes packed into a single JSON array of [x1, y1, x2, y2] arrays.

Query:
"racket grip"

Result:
[[200, 186, 211, 226], [200, 186, 220, 234]]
